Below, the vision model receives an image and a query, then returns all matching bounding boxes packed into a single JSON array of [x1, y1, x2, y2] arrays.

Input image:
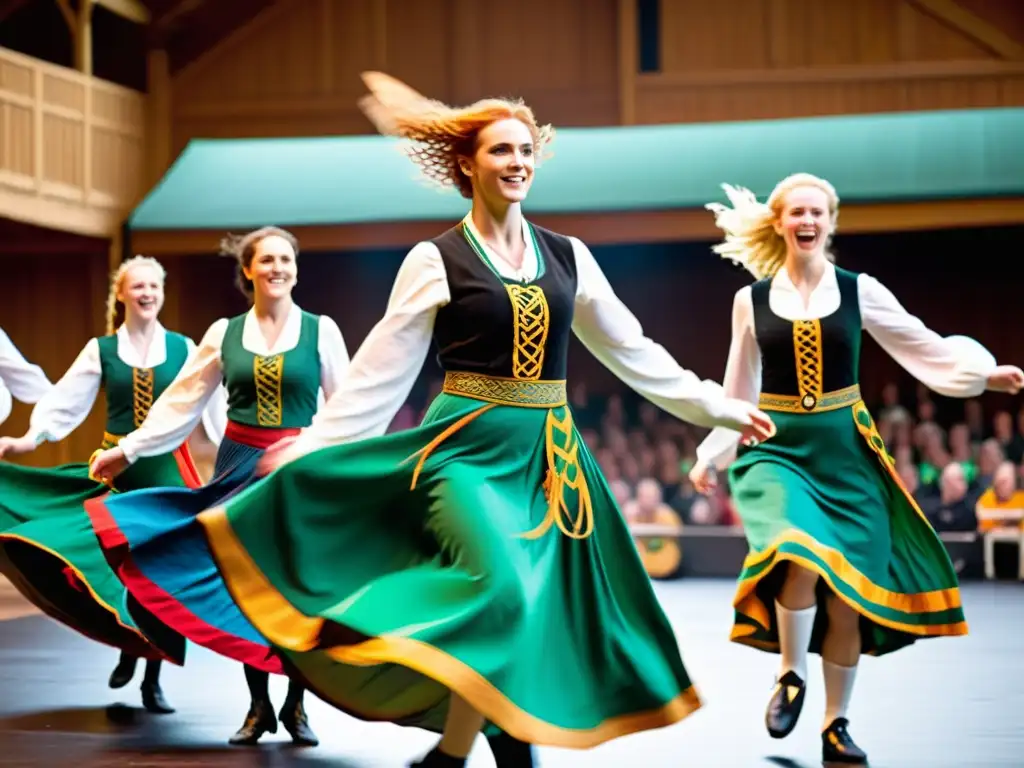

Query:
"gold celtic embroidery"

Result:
[[253, 354, 284, 427], [792, 319, 823, 410], [404, 402, 594, 541], [852, 401, 933, 526], [521, 407, 594, 540], [406, 370, 591, 540], [505, 284, 549, 381], [442, 371, 566, 407], [132, 368, 154, 427]]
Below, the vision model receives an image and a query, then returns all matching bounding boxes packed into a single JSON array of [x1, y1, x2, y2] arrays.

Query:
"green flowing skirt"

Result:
[[727, 401, 966, 657], [0, 444, 192, 663], [199, 393, 699, 748]]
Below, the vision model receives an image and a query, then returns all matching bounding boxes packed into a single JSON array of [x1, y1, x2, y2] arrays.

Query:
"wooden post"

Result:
[[75, 0, 93, 75], [145, 48, 173, 190], [54, 0, 94, 74]]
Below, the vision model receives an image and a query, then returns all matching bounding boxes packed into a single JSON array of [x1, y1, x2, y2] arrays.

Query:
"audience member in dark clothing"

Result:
[[929, 464, 977, 532]]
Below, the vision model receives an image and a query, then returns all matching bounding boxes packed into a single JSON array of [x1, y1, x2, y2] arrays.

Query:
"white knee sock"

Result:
[[822, 660, 857, 729], [776, 601, 815, 682]]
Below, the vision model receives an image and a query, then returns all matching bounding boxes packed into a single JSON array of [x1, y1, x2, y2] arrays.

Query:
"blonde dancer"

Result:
[[690, 174, 1023, 763]]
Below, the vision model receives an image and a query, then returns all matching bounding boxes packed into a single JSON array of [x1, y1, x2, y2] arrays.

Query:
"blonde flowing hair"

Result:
[[705, 172, 840, 280], [105, 255, 166, 335], [357, 71, 555, 198]]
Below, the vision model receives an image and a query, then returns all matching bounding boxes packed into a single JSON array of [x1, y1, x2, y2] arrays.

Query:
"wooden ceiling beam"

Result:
[[165, 0, 274, 73], [907, 0, 1024, 60], [151, 0, 204, 29], [94, 0, 149, 23]]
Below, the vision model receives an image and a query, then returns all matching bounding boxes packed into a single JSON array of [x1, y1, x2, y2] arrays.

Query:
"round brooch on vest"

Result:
[[801, 394, 817, 410]]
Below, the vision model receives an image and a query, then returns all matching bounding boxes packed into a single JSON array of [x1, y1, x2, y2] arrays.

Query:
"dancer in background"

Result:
[[193, 72, 775, 768], [89, 227, 347, 747], [0, 255, 225, 714], [0, 327, 53, 427], [689, 174, 1024, 764]]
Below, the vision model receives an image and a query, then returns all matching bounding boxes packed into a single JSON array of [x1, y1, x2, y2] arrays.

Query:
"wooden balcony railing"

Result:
[[0, 46, 145, 237]]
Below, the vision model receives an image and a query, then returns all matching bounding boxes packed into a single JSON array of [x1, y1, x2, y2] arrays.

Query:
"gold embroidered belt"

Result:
[[102, 431, 125, 446], [442, 371, 567, 408], [758, 384, 861, 414], [86, 432, 128, 486]]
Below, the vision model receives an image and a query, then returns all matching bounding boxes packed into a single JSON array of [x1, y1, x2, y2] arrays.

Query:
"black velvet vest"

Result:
[[752, 266, 862, 410], [431, 222, 578, 381]]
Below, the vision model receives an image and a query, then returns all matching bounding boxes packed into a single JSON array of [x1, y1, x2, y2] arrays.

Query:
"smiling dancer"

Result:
[[191, 72, 776, 768], [689, 174, 1024, 764], [89, 227, 348, 747], [0, 255, 223, 713]]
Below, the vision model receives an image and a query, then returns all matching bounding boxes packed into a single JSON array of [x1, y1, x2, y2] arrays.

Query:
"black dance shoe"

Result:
[[279, 699, 319, 746], [409, 746, 467, 767], [140, 681, 175, 714], [487, 732, 536, 767], [228, 700, 278, 745], [108, 655, 137, 689], [765, 670, 806, 738], [822, 717, 868, 764]]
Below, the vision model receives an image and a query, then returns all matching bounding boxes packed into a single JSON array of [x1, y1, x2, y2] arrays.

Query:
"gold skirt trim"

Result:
[[442, 371, 566, 408], [758, 384, 861, 414], [0, 532, 176, 662], [198, 505, 701, 747]]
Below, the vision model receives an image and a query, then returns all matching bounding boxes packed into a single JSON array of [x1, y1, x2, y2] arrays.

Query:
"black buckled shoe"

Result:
[[822, 717, 867, 764], [487, 732, 536, 768], [228, 700, 278, 746], [409, 747, 467, 767], [279, 699, 319, 746], [765, 670, 806, 739], [108, 654, 137, 689], [140, 681, 175, 714]]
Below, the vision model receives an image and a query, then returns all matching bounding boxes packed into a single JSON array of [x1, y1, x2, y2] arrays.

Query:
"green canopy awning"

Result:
[[129, 107, 1024, 231]]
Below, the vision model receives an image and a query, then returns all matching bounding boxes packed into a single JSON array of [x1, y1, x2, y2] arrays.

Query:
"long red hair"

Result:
[[357, 72, 554, 198]]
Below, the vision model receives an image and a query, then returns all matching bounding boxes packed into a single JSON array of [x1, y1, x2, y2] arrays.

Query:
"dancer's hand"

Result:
[[90, 447, 129, 485], [0, 435, 37, 459], [255, 435, 299, 477], [987, 365, 1024, 394], [689, 460, 716, 495], [738, 404, 776, 446]]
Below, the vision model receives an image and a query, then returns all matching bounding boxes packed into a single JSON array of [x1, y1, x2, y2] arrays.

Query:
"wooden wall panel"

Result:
[[164, 0, 1024, 150], [903, 4, 992, 60], [0, 249, 236, 473], [383, 2, 449, 99], [642, 0, 1024, 124], [659, 0, 1010, 72], [957, 0, 1024, 40], [660, 0, 772, 71], [170, 0, 619, 156], [636, 60, 1024, 123], [0, 251, 110, 468]]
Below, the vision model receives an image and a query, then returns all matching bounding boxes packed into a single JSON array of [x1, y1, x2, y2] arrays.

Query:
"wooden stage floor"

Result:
[[0, 578, 1020, 767]]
